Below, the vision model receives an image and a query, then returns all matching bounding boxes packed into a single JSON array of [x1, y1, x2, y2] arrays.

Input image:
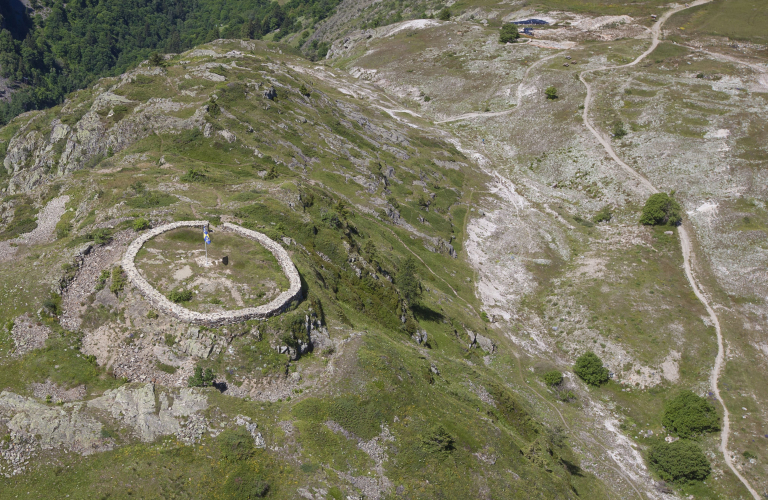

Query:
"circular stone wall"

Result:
[[122, 221, 302, 326]]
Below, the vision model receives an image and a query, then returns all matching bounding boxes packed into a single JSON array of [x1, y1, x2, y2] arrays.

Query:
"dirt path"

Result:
[[435, 51, 565, 125], [579, 2, 760, 498]]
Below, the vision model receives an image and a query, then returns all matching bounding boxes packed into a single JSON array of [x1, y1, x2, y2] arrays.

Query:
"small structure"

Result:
[[513, 19, 549, 25]]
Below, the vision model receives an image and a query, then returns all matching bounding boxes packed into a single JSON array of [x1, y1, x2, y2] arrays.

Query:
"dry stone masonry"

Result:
[[122, 221, 302, 326]]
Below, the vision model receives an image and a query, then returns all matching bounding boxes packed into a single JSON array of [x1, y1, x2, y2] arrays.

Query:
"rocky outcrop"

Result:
[[122, 221, 302, 326], [0, 391, 105, 454], [87, 383, 207, 442], [3, 82, 207, 194]]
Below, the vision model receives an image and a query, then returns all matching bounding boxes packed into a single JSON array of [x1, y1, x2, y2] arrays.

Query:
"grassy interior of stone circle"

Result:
[[134, 227, 289, 312]]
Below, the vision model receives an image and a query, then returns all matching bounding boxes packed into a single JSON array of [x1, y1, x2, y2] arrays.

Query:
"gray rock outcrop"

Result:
[[87, 383, 207, 442], [0, 391, 104, 454]]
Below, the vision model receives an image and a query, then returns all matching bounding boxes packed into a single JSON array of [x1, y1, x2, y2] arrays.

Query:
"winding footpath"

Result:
[[435, 51, 565, 124], [578, 2, 760, 498]]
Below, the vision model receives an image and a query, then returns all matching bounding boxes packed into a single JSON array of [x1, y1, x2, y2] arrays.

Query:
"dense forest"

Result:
[[0, 0, 340, 125]]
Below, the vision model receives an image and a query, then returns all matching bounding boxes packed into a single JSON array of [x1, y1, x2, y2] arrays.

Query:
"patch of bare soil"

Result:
[[30, 380, 86, 403]]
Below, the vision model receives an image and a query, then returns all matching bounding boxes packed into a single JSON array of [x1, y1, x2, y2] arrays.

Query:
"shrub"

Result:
[[146, 310, 159, 319], [110, 266, 127, 295], [180, 168, 207, 182], [593, 206, 612, 223], [42, 294, 62, 316], [264, 165, 278, 180], [321, 210, 341, 229], [188, 365, 215, 387], [573, 351, 609, 386], [613, 121, 627, 138], [397, 256, 422, 306], [437, 7, 451, 20], [218, 427, 254, 462], [221, 464, 269, 498], [168, 289, 193, 303], [91, 228, 113, 245], [499, 23, 519, 43], [95, 270, 110, 291], [420, 424, 454, 456], [662, 390, 720, 438], [649, 440, 711, 483], [132, 218, 150, 231], [148, 52, 165, 67], [639, 193, 682, 226], [543, 370, 563, 387], [545, 86, 558, 100], [299, 84, 311, 97], [156, 362, 177, 374]]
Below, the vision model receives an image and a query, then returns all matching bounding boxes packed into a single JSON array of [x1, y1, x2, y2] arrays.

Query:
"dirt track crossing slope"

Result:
[[578, 1, 760, 498]]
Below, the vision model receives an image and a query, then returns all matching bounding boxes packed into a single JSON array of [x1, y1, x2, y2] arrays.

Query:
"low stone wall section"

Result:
[[122, 221, 302, 326]]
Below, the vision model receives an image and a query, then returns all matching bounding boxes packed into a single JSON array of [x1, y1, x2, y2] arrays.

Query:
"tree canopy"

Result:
[[499, 23, 519, 43], [639, 192, 682, 226], [662, 390, 721, 438], [0, 0, 343, 124], [649, 440, 711, 483], [573, 351, 609, 386]]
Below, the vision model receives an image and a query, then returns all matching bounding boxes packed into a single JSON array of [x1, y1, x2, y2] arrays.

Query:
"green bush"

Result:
[[168, 289, 193, 303], [132, 218, 150, 231], [543, 370, 563, 387], [499, 23, 519, 43], [218, 427, 254, 462], [397, 256, 422, 306], [221, 464, 269, 498], [573, 351, 609, 386], [91, 228, 113, 245], [95, 270, 110, 291], [420, 424, 454, 456], [180, 168, 207, 182], [612, 121, 627, 138], [662, 391, 720, 438], [110, 266, 127, 295], [156, 362, 177, 374], [649, 440, 711, 483], [545, 86, 558, 100], [593, 206, 612, 223], [188, 365, 215, 387], [639, 193, 682, 226], [42, 294, 63, 316], [437, 7, 451, 20], [148, 52, 165, 67]]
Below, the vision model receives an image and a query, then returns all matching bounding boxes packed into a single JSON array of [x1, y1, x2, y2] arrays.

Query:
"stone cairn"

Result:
[[122, 221, 302, 326]]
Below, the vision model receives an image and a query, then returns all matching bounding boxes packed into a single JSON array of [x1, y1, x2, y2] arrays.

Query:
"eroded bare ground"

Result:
[[326, 10, 768, 499]]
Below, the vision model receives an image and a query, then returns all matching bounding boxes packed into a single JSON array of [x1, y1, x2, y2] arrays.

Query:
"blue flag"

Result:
[[203, 226, 211, 245]]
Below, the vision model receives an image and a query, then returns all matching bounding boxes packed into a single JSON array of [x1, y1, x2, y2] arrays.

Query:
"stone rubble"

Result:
[[10, 313, 52, 358]]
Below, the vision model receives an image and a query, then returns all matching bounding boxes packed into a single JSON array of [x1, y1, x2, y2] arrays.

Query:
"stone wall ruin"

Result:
[[122, 221, 302, 326]]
